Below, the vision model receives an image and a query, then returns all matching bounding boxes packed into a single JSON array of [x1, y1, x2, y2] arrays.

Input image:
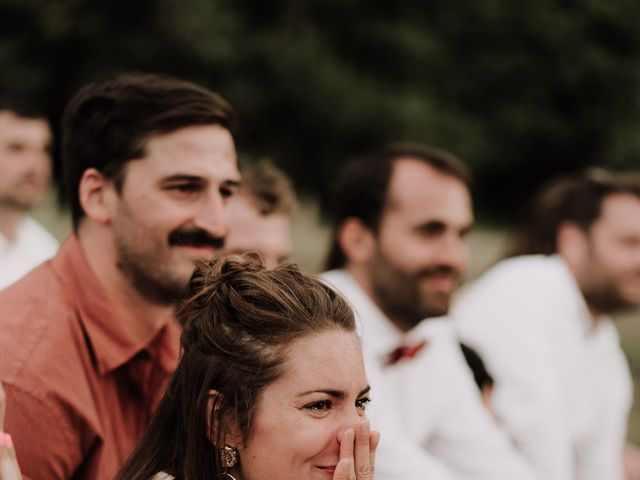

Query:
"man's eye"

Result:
[[169, 184, 197, 193], [306, 400, 332, 412], [356, 397, 371, 411], [7, 143, 26, 153], [220, 186, 234, 199]]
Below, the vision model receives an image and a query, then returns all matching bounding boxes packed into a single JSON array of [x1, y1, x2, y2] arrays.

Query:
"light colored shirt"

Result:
[[0, 235, 181, 480], [0, 216, 58, 290], [453, 255, 632, 480], [322, 269, 536, 480]]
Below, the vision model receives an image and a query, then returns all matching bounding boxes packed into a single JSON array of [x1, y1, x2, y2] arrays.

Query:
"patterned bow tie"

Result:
[[385, 340, 428, 366]]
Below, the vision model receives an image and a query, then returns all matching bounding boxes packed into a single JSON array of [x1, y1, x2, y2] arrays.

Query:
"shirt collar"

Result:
[[51, 234, 180, 375], [321, 269, 410, 355]]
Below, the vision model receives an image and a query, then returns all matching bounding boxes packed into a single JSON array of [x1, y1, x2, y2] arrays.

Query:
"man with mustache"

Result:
[[322, 144, 535, 480], [454, 170, 640, 480], [0, 96, 58, 290], [0, 73, 240, 479]]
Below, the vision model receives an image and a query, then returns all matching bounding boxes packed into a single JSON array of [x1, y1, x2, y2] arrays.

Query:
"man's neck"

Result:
[[0, 205, 28, 242], [77, 222, 174, 339], [563, 257, 602, 328], [585, 303, 601, 326]]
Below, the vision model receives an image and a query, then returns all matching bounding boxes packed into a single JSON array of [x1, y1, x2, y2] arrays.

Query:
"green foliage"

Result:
[[2, 0, 640, 220]]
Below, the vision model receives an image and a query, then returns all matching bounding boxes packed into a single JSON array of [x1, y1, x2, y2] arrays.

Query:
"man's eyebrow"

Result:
[[158, 176, 241, 187], [160, 174, 206, 183], [222, 178, 241, 188], [296, 385, 371, 398]]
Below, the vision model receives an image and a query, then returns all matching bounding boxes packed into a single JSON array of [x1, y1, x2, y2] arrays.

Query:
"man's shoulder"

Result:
[[459, 255, 571, 304], [0, 263, 86, 395], [478, 254, 564, 284]]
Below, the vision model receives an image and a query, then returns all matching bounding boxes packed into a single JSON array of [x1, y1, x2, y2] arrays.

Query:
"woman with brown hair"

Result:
[[117, 253, 379, 480]]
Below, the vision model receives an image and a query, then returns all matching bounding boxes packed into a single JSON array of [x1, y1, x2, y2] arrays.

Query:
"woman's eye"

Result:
[[306, 400, 332, 412], [356, 397, 371, 410]]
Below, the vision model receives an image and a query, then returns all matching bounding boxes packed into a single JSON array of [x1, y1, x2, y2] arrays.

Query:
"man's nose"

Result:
[[436, 234, 469, 273], [193, 192, 228, 239], [21, 147, 50, 172]]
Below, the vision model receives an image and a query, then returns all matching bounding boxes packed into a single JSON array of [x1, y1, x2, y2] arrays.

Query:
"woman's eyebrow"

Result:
[[297, 389, 345, 398], [297, 385, 371, 398]]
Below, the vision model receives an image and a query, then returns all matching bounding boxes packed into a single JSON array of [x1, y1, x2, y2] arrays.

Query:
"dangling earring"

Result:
[[221, 444, 239, 480]]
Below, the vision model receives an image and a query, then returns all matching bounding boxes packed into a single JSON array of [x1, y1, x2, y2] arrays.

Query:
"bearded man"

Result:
[[454, 170, 640, 480], [322, 143, 535, 480]]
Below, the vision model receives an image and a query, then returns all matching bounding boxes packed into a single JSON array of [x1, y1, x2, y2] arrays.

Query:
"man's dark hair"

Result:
[[325, 142, 471, 270], [508, 169, 640, 257], [62, 73, 235, 227], [0, 94, 46, 119]]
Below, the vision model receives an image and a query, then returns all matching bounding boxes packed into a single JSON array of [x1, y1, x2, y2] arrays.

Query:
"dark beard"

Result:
[[370, 257, 456, 331], [582, 285, 636, 316], [116, 253, 188, 306]]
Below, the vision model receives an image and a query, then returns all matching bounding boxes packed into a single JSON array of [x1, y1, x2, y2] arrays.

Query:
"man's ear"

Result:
[[207, 390, 242, 447], [557, 221, 588, 269], [337, 217, 376, 265], [78, 168, 118, 224]]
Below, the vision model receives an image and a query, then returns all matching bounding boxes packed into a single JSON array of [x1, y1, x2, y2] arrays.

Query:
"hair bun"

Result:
[[185, 252, 265, 299]]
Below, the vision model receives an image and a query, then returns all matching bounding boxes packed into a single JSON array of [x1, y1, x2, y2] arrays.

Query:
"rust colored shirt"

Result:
[[0, 235, 181, 479]]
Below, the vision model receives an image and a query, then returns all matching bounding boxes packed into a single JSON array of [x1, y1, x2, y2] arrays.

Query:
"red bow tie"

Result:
[[385, 340, 428, 366]]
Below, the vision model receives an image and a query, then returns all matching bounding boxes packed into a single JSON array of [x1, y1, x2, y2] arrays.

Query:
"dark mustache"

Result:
[[168, 229, 225, 249]]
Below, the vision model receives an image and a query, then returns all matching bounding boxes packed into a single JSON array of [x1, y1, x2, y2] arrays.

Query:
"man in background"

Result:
[[0, 73, 240, 479], [0, 96, 58, 289], [322, 143, 535, 480], [454, 170, 640, 480], [223, 160, 296, 268]]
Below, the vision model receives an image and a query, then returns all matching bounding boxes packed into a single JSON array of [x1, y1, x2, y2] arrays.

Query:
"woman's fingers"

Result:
[[369, 430, 380, 466], [0, 433, 21, 480], [354, 420, 374, 479], [333, 421, 379, 480], [333, 429, 355, 480], [333, 458, 354, 480]]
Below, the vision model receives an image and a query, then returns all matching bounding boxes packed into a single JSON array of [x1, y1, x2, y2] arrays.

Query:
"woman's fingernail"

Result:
[[4, 434, 12, 449], [0, 433, 7, 447]]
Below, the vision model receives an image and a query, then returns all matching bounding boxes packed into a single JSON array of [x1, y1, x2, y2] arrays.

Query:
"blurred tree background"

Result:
[[3, 0, 640, 443], [2, 0, 640, 222]]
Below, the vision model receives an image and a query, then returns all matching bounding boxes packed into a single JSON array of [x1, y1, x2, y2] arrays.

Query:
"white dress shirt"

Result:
[[322, 269, 536, 480], [453, 255, 632, 480], [0, 216, 58, 290]]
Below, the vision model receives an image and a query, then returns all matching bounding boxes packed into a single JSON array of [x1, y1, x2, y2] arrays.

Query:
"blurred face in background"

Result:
[[0, 110, 51, 211], [367, 158, 473, 331], [224, 194, 292, 269], [567, 193, 640, 315]]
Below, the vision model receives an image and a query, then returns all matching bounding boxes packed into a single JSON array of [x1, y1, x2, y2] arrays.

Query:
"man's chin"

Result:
[[1, 197, 36, 212], [419, 295, 451, 319], [173, 244, 220, 262]]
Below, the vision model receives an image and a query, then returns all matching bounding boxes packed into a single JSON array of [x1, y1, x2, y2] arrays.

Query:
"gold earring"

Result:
[[221, 444, 239, 469]]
